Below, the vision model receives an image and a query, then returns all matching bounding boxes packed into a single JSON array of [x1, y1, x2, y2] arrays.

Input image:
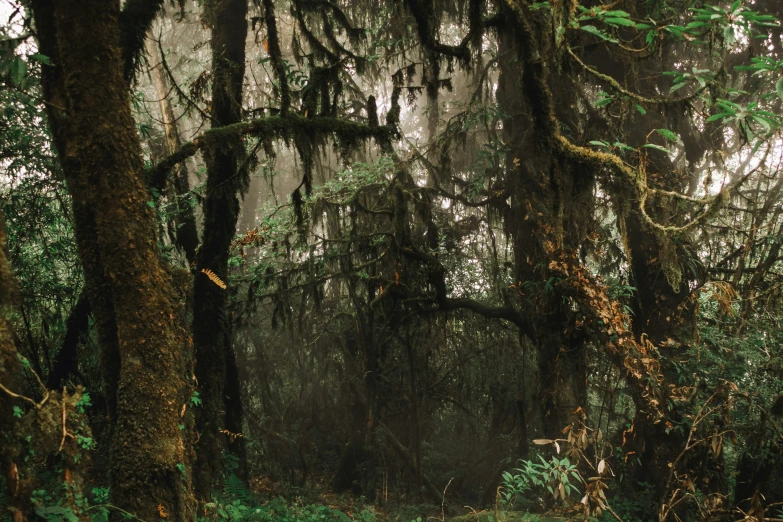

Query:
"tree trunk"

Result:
[[192, 0, 248, 500], [31, 1, 195, 519], [145, 37, 199, 265], [496, 20, 590, 440]]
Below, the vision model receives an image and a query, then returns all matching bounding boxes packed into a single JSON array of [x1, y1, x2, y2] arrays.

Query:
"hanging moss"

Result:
[[367, 95, 379, 127], [262, 0, 291, 113], [118, 0, 165, 82]]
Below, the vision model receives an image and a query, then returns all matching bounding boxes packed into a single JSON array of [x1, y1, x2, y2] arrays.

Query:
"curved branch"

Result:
[[565, 46, 703, 106], [405, 0, 471, 61], [400, 247, 528, 330], [147, 114, 396, 187], [119, 0, 165, 82], [47, 289, 90, 390]]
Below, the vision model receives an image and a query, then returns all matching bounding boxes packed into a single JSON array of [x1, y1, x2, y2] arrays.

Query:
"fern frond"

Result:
[[201, 268, 227, 289], [222, 473, 253, 502]]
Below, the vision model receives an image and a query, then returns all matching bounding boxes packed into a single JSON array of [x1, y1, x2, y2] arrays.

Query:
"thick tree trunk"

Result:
[[496, 23, 589, 440], [192, 0, 248, 500], [31, 1, 195, 519], [0, 220, 26, 521]]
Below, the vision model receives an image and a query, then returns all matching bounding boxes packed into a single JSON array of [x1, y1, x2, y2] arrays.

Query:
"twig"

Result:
[[441, 477, 453, 522], [0, 381, 39, 407], [565, 45, 701, 106], [58, 387, 74, 452], [0, 359, 50, 410], [606, 504, 625, 522]]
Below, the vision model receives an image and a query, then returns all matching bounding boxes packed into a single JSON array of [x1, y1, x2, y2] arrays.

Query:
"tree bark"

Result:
[[192, 0, 249, 500], [31, 1, 195, 519], [496, 17, 589, 440]]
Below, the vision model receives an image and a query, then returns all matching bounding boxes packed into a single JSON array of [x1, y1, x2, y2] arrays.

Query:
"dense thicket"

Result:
[[1, 1, 783, 521]]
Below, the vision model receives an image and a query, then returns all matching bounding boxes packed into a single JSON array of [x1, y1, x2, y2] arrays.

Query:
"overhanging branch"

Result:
[[146, 114, 397, 187], [400, 247, 529, 330], [119, 0, 165, 82]]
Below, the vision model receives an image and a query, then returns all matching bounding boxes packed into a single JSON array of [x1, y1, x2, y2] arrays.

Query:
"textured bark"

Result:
[[0, 220, 26, 522], [46, 289, 90, 390], [31, 0, 123, 466], [31, 1, 195, 519], [496, 20, 590, 440], [192, 0, 248, 500]]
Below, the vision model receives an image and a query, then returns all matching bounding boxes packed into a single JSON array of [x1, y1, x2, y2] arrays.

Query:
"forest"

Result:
[[1, 0, 783, 521]]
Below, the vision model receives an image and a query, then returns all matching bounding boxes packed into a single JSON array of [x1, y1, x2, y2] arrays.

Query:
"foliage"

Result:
[[200, 495, 372, 522], [501, 456, 580, 509], [3, 0, 783, 520]]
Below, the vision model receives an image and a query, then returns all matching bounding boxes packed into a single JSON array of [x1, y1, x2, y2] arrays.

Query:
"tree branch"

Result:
[[119, 0, 165, 82], [400, 247, 528, 330], [146, 114, 396, 186], [47, 289, 90, 390]]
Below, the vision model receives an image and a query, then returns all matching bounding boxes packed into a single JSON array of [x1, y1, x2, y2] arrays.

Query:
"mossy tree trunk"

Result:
[[496, 18, 591, 441], [30, 1, 195, 519], [192, 0, 249, 500]]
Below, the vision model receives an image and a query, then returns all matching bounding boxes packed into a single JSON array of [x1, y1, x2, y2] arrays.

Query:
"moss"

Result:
[[263, 0, 291, 112], [118, 0, 165, 82], [450, 512, 593, 522], [367, 96, 379, 127], [0, 217, 17, 307]]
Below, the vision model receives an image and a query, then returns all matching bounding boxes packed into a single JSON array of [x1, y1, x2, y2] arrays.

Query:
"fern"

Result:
[[221, 473, 253, 503], [201, 268, 227, 289]]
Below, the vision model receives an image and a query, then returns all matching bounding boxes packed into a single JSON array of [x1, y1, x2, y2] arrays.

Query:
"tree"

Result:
[[3, 0, 783, 520], [30, 1, 196, 518]]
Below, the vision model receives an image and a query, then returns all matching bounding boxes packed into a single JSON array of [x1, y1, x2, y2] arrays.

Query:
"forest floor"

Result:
[[245, 473, 589, 522]]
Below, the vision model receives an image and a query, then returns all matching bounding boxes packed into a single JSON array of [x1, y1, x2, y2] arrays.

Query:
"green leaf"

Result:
[[580, 25, 619, 43], [642, 143, 670, 153], [669, 82, 688, 93], [751, 115, 772, 132], [604, 17, 637, 27], [685, 21, 709, 30], [603, 10, 631, 18], [634, 103, 647, 115], [29, 53, 53, 66], [705, 112, 734, 123], [655, 129, 680, 142], [776, 77, 783, 102]]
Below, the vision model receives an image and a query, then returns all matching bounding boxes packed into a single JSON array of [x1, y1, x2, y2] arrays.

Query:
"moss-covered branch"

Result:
[[146, 115, 396, 184], [299, 0, 365, 41], [565, 46, 703, 106], [400, 247, 530, 330], [119, 0, 165, 82], [405, 0, 471, 62], [504, 0, 731, 235]]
